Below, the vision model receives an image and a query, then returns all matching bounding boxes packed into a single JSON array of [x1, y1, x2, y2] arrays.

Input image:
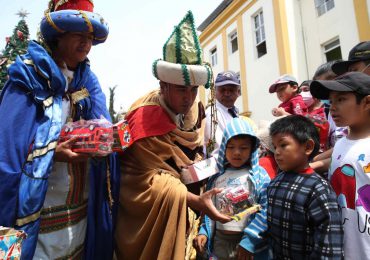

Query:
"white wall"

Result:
[[299, 0, 360, 78], [242, 0, 281, 122]]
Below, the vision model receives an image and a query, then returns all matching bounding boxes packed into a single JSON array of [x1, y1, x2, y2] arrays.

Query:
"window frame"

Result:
[[253, 10, 267, 58], [210, 47, 218, 66], [229, 30, 239, 54], [315, 0, 335, 16]]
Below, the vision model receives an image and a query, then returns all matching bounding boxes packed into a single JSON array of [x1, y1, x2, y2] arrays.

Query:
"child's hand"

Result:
[[272, 107, 287, 117], [193, 234, 207, 253], [237, 246, 254, 260]]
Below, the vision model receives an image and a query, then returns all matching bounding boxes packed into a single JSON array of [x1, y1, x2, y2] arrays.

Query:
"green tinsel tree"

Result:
[[0, 11, 30, 91]]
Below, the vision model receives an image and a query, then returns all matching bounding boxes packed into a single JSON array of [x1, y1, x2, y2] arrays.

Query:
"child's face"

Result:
[[272, 133, 313, 172], [225, 136, 253, 168], [329, 91, 369, 127], [276, 83, 297, 102]]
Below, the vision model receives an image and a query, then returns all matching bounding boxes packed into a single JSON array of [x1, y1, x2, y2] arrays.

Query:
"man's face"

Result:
[[215, 84, 240, 108], [348, 61, 370, 76], [56, 32, 93, 69], [329, 91, 369, 127], [160, 82, 198, 114], [275, 83, 297, 102]]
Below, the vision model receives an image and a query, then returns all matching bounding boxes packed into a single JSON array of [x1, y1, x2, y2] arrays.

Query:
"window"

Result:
[[323, 38, 342, 61], [210, 47, 217, 66], [229, 31, 238, 54], [315, 0, 335, 16], [253, 11, 267, 58]]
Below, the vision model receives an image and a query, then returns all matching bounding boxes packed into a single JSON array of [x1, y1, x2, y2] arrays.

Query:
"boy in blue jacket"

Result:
[[194, 118, 270, 259]]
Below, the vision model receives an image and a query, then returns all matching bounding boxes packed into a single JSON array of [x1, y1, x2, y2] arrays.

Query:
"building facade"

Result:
[[198, 0, 370, 121]]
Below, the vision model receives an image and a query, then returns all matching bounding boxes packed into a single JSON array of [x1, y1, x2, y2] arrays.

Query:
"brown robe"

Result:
[[115, 90, 205, 260]]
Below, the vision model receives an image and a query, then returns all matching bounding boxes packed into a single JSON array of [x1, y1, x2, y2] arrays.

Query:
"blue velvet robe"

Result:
[[0, 41, 119, 260]]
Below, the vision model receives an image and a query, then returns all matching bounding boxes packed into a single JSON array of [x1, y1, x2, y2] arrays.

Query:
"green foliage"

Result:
[[0, 19, 30, 91]]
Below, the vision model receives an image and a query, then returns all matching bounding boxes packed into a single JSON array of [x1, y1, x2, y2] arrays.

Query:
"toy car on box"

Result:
[[112, 120, 133, 152], [59, 119, 114, 156]]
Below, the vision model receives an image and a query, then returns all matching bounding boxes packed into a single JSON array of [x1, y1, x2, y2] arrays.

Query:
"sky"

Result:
[[0, 0, 223, 111]]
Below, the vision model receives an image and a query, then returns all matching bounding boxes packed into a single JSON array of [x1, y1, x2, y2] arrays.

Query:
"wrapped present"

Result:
[[181, 157, 219, 184], [59, 118, 114, 156], [216, 182, 261, 221], [112, 120, 133, 152], [0, 227, 26, 260]]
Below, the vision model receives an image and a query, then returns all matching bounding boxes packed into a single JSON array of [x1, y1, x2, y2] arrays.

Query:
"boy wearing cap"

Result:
[[269, 74, 308, 117], [310, 72, 370, 259], [204, 70, 241, 157], [332, 41, 370, 76]]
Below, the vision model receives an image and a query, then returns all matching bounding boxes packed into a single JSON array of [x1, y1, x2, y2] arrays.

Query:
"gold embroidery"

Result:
[[27, 141, 58, 162], [71, 88, 90, 104], [79, 11, 94, 33], [15, 210, 41, 226], [43, 96, 54, 108], [45, 12, 65, 33]]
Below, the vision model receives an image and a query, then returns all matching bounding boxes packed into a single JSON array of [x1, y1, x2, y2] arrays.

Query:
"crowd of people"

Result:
[[0, 0, 369, 260]]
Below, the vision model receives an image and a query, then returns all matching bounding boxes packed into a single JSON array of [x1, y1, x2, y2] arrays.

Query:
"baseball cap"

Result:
[[332, 41, 370, 75], [310, 72, 370, 99], [268, 74, 298, 93], [215, 71, 240, 87]]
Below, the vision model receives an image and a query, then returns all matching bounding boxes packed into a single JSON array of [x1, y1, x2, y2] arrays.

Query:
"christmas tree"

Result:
[[0, 9, 30, 91]]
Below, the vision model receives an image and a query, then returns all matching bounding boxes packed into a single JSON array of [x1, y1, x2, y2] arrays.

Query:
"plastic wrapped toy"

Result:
[[216, 182, 261, 221], [59, 118, 114, 156]]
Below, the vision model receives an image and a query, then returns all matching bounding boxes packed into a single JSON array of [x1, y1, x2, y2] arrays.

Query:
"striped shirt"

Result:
[[267, 169, 344, 259]]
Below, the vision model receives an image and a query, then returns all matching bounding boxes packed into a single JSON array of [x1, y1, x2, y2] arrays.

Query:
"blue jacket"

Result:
[[0, 41, 119, 260], [199, 118, 270, 258]]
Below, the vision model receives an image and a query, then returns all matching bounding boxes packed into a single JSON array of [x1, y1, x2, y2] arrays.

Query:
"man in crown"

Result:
[[0, 1, 118, 259], [115, 11, 230, 259]]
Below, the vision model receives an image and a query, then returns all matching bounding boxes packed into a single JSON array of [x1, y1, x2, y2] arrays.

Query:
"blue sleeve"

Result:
[[86, 72, 111, 121], [0, 83, 39, 226], [239, 167, 270, 253]]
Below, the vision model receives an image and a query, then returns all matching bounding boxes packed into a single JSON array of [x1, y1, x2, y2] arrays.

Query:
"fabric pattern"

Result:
[[267, 170, 344, 259]]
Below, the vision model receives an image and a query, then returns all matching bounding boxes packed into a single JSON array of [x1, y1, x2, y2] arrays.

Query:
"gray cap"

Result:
[[215, 71, 241, 87], [269, 74, 298, 93]]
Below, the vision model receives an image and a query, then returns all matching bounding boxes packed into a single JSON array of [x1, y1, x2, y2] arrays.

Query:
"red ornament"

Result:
[[17, 30, 24, 40], [5, 37, 10, 43], [54, 0, 94, 12]]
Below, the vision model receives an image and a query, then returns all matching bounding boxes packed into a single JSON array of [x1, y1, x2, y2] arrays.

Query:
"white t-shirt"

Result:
[[213, 167, 254, 232], [329, 136, 370, 259], [327, 113, 348, 148]]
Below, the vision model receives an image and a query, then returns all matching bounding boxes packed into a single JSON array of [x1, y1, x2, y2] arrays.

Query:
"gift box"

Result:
[[59, 118, 114, 156], [181, 157, 219, 184], [0, 227, 26, 260], [112, 120, 133, 152]]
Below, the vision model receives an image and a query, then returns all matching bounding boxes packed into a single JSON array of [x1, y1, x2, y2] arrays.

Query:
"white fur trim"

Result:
[[154, 60, 209, 86]]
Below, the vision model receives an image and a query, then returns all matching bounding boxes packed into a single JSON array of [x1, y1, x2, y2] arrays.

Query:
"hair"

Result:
[[270, 115, 320, 160], [355, 92, 368, 104], [227, 134, 257, 152], [313, 60, 341, 80]]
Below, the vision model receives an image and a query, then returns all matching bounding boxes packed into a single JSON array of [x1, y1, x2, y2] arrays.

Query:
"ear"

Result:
[[305, 139, 315, 157], [238, 86, 241, 96], [362, 95, 370, 111]]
